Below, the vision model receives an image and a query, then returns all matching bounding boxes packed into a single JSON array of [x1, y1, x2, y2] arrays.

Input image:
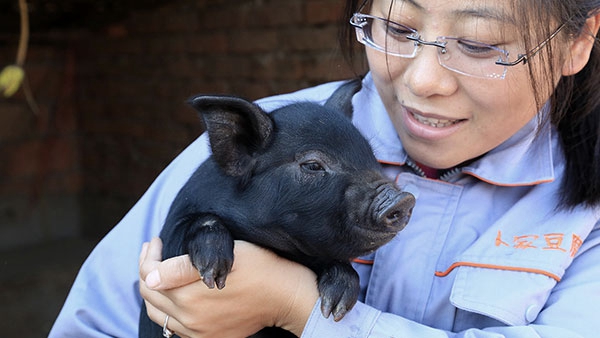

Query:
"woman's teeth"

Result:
[[411, 112, 459, 128]]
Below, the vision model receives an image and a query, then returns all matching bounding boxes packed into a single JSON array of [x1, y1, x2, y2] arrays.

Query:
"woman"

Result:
[[51, 0, 600, 337]]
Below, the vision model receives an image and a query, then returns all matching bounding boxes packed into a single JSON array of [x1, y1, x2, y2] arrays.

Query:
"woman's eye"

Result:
[[387, 24, 413, 37], [384, 23, 415, 41], [457, 40, 498, 57], [301, 161, 325, 172]]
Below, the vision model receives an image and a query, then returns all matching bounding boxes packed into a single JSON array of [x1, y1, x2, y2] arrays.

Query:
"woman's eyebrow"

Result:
[[395, 0, 517, 25], [453, 8, 517, 25], [396, 0, 423, 11]]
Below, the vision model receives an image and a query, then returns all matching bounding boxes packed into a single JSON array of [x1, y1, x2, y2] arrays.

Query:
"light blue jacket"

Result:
[[50, 74, 600, 338]]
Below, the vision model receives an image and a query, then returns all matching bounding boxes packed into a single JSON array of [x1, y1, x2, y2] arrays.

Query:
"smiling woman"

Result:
[[361, 0, 561, 171], [50, 0, 600, 337]]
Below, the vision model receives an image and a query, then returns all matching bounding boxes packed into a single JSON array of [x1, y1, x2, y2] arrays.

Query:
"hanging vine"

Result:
[[0, 0, 29, 98]]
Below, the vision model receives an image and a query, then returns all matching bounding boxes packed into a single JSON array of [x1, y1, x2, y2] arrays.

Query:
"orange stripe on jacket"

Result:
[[435, 262, 561, 282]]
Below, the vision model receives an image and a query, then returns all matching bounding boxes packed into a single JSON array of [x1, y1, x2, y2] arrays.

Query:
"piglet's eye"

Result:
[[301, 161, 325, 172]]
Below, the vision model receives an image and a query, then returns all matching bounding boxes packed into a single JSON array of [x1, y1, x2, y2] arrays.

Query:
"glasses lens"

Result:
[[355, 15, 417, 57], [351, 14, 511, 79], [436, 37, 508, 79]]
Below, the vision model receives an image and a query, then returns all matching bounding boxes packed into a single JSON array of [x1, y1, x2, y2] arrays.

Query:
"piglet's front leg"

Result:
[[317, 261, 360, 322], [184, 214, 235, 290]]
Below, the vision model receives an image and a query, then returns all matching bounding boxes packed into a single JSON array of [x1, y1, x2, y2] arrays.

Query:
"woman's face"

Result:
[[366, 0, 559, 169]]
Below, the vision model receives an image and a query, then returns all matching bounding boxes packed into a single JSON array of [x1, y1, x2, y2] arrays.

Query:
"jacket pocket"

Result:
[[449, 265, 556, 327]]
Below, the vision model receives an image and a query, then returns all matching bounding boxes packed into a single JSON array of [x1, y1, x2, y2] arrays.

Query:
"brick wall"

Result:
[[0, 35, 83, 249], [0, 0, 366, 249]]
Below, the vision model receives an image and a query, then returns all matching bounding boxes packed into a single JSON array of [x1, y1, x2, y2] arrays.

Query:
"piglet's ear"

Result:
[[188, 95, 274, 177], [324, 77, 363, 119]]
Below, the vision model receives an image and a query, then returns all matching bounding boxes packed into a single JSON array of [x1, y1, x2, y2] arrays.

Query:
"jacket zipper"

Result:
[[404, 157, 461, 182]]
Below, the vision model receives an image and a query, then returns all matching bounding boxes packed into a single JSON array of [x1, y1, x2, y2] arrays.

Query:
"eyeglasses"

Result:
[[350, 13, 568, 80]]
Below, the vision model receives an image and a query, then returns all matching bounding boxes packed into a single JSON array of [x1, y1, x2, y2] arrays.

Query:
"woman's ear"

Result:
[[562, 11, 600, 76]]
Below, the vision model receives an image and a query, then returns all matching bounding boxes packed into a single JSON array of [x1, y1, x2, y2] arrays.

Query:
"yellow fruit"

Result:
[[0, 65, 25, 97]]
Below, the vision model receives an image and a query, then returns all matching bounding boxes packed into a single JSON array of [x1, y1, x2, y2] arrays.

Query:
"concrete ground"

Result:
[[0, 238, 97, 337]]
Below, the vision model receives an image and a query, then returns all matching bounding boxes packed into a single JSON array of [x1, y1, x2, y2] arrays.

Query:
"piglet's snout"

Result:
[[374, 186, 415, 231]]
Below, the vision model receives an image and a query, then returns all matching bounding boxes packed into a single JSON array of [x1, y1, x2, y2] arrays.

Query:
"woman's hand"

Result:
[[139, 237, 319, 337]]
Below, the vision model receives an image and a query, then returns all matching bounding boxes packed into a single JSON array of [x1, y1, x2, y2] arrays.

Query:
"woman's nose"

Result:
[[403, 46, 458, 98]]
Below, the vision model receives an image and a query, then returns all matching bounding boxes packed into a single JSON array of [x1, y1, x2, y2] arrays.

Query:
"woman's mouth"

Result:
[[410, 111, 461, 128], [401, 106, 465, 141]]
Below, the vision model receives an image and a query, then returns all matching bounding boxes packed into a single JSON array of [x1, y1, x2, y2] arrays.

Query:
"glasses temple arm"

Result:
[[496, 21, 568, 67]]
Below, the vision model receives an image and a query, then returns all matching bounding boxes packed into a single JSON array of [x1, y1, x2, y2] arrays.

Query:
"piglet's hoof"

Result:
[[317, 262, 360, 322], [186, 215, 235, 290]]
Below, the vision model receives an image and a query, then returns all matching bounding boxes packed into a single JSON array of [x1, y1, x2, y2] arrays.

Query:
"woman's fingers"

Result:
[[140, 237, 201, 290], [140, 267, 192, 337], [144, 297, 191, 338], [139, 238, 161, 280], [139, 239, 318, 337], [147, 254, 201, 290]]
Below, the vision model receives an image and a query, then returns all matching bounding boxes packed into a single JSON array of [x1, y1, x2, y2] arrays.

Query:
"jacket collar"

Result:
[[353, 73, 556, 187]]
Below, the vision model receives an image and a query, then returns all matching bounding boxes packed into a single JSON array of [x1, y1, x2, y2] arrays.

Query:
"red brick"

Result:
[[2, 137, 78, 179], [0, 103, 35, 142], [228, 29, 279, 53], [279, 26, 339, 52], [305, 0, 345, 25], [242, 2, 303, 28], [186, 32, 229, 54]]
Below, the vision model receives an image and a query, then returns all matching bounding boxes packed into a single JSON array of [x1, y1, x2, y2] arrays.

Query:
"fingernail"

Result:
[[146, 270, 161, 289]]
